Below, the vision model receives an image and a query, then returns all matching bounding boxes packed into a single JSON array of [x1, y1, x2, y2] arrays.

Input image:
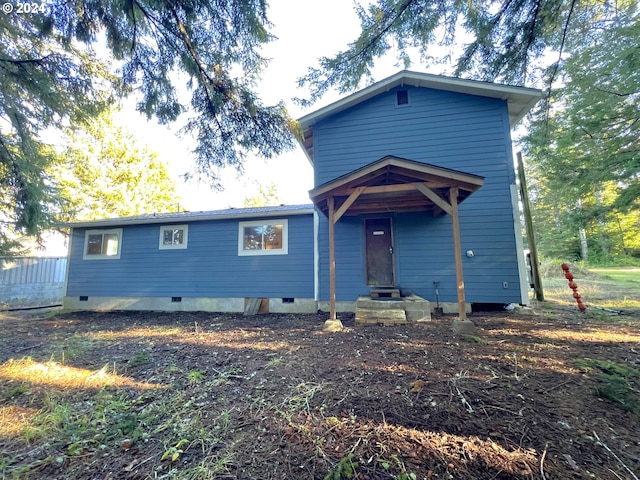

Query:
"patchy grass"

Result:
[[539, 267, 640, 310], [574, 358, 640, 415], [590, 267, 640, 285]]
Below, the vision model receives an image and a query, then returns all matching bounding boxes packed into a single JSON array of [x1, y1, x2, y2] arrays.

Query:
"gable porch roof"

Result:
[[309, 155, 485, 218]]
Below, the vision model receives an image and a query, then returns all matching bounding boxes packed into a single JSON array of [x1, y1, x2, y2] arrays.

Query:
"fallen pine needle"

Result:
[[593, 431, 639, 480]]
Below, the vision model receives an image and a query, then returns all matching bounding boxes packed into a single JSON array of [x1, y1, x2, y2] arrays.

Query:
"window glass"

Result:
[[83, 229, 122, 259], [103, 233, 119, 255], [243, 224, 283, 251], [87, 234, 104, 255], [163, 230, 173, 245], [159, 225, 188, 249], [238, 219, 288, 255]]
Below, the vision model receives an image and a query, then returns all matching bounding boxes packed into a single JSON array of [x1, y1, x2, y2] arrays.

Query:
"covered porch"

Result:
[[309, 155, 485, 328]]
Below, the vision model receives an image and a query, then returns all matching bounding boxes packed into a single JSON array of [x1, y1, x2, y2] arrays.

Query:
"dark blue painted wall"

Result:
[[314, 85, 524, 303], [318, 211, 523, 304], [314, 86, 515, 186], [66, 215, 315, 299]]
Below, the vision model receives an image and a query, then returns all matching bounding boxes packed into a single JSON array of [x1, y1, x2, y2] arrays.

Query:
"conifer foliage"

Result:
[[0, 0, 295, 253], [298, 0, 632, 100]]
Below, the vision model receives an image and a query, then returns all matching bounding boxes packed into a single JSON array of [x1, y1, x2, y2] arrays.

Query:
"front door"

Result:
[[365, 218, 395, 286]]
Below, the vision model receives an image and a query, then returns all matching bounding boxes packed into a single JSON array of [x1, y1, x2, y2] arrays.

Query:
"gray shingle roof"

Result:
[[59, 204, 315, 228]]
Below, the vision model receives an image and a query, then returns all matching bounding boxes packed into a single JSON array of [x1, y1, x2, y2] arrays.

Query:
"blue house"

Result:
[[62, 71, 542, 319]]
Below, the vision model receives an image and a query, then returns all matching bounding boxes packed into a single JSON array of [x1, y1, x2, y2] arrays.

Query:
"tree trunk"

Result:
[[579, 227, 588, 260], [576, 199, 589, 260]]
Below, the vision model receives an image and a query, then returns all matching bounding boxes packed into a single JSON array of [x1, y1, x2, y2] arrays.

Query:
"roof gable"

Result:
[[298, 70, 543, 163]]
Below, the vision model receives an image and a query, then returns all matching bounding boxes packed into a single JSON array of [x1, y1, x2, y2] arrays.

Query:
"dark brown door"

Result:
[[365, 218, 395, 286]]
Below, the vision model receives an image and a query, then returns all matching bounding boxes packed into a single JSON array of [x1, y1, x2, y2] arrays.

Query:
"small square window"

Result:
[[159, 225, 188, 250], [397, 90, 409, 105], [83, 229, 122, 260], [238, 219, 288, 256]]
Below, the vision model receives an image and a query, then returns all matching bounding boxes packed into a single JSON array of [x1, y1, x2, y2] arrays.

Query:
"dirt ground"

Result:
[[0, 305, 638, 479]]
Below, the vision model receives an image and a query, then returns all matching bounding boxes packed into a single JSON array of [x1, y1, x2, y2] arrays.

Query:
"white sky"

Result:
[[123, 0, 452, 212]]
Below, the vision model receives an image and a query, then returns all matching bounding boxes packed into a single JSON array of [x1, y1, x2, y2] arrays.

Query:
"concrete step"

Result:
[[403, 295, 431, 322], [356, 297, 405, 310], [355, 308, 407, 326], [354, 295, 431, 325]]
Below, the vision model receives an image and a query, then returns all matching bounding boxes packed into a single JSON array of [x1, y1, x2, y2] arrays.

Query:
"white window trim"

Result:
[[83, 228, 123, 260], [238, 219, 288, 256], [159, 224, 189, 250]]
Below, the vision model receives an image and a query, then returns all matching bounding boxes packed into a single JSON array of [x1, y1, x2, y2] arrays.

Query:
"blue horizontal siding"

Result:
[[394, 213, 522, 303], [317, 215, 369, 301], [316, 211, 523, 304], [67, 215, 315, 299], [313, 86, 513, 186], [313, 84, 524, 304]]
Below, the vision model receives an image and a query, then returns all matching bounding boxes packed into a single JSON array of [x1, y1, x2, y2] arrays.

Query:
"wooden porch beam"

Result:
[[449, 187, 467, 320], [334, 186, 366, 223], [343, 183, 415, 195], [413, 183, 453, 216]]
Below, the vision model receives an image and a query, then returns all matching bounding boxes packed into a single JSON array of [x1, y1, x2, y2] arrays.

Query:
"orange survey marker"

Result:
[[561, 263, 586, 312]]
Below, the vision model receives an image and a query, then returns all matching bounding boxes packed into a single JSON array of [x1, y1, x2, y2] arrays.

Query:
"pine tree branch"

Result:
[[548, 0, 577, 88], [594, 86, 640, 97], [353, 0, 417, 64]]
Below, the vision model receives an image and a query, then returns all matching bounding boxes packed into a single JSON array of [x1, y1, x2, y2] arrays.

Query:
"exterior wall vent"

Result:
[[171, 297, 182, 302], [282, 298, 294, 303], [79, 296, 88, 301], [397, 90, 409, 105]]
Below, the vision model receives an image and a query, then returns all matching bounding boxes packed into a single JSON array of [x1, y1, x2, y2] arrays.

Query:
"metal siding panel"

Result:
[[0, 257, 67, 285], [0, 257, 68, 307]]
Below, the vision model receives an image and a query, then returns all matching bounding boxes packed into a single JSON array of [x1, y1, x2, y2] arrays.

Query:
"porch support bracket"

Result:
[[334, 186, 366, 223], [412, 183, 452, 215]]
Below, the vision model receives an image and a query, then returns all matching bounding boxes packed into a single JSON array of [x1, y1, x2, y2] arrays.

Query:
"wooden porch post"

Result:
[[450, 187, 467, 320], [328, 196, 337, 320]]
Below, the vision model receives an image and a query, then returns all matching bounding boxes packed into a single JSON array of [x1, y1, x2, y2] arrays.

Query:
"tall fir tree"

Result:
[[1, 1, 297, 254], [297, 0, 635, 100], [522, 11, 640, 261], [54, 109, 181, 221]]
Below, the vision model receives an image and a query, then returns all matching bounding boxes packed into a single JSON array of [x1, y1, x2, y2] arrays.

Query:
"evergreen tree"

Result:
[[54, 109, 181, 221], [297, 0, 635, 101], [1, 1, 297, 253], [522, 12, 640, 261]]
